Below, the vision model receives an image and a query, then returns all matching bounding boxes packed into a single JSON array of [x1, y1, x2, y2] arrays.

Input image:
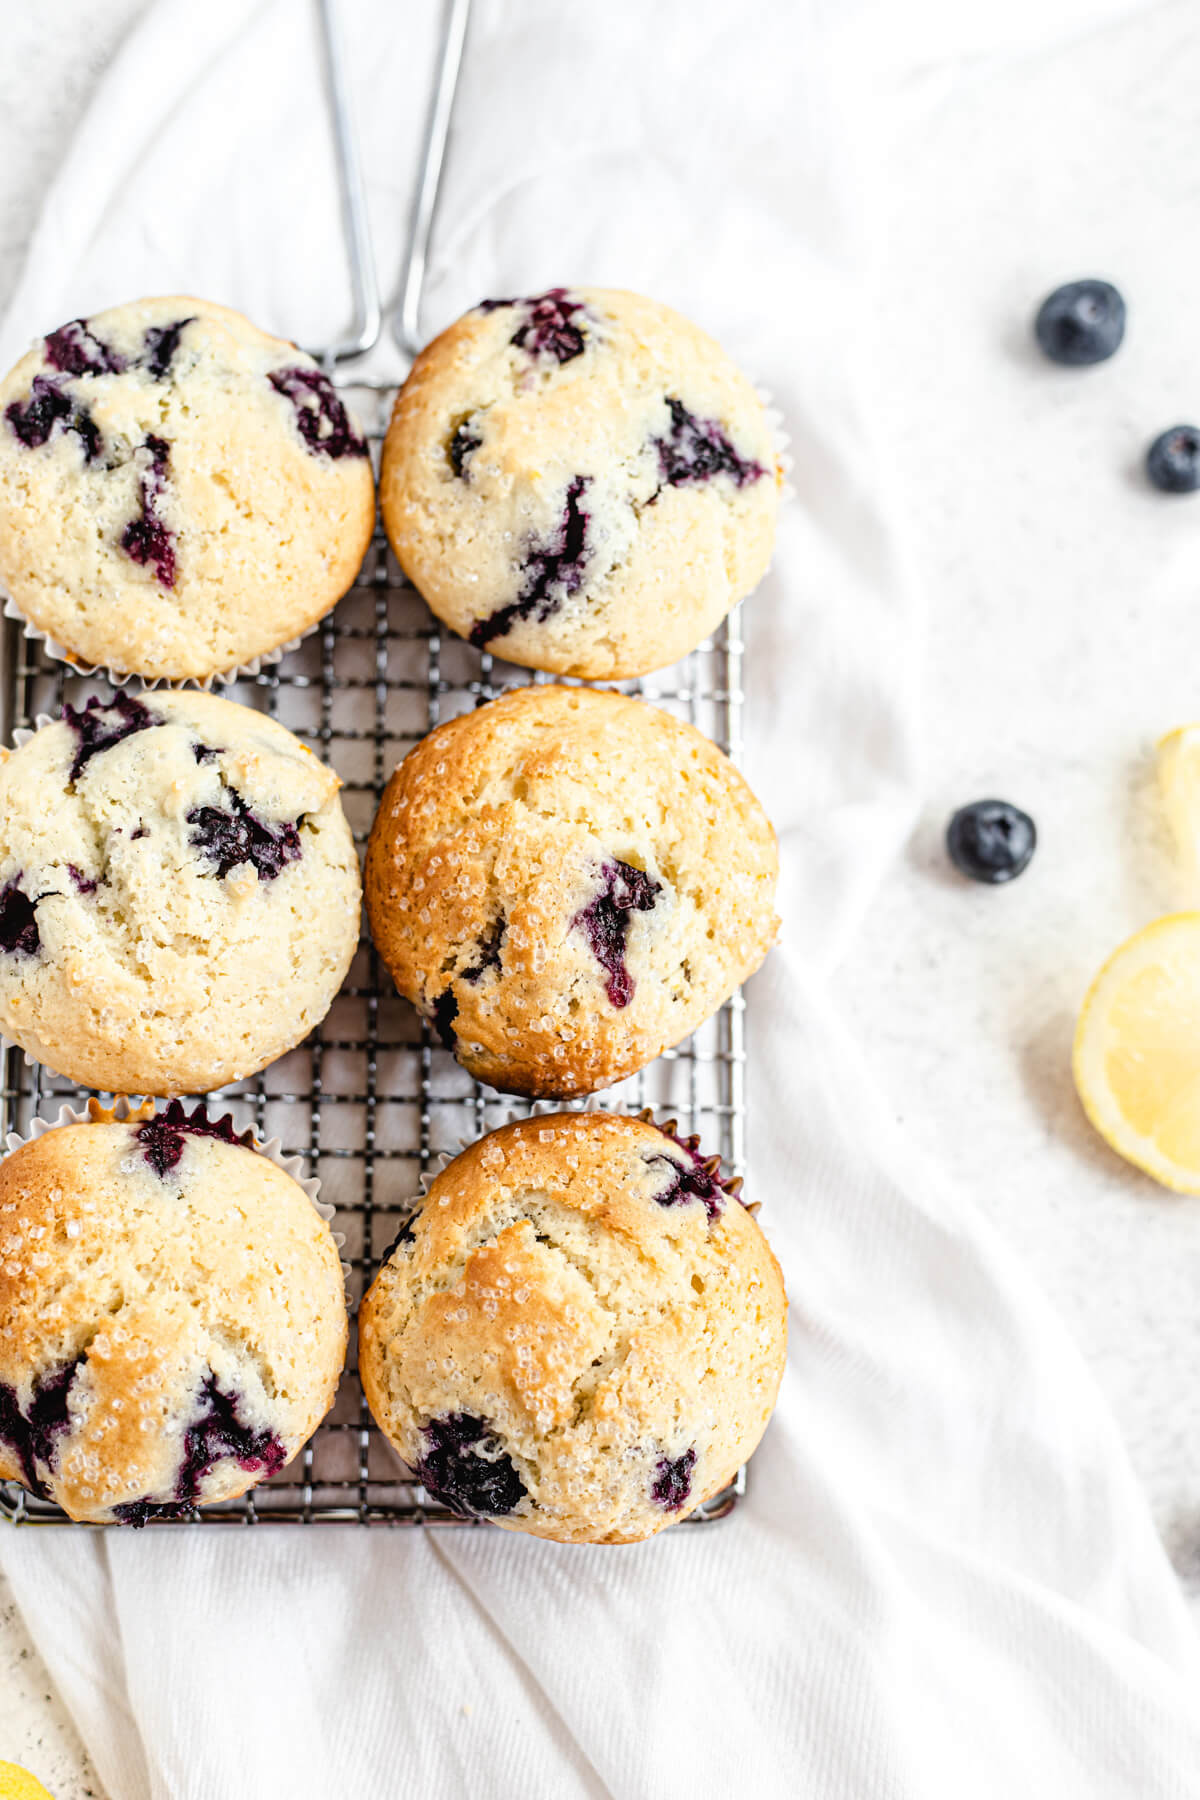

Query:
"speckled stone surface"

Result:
[[0, 1586, 101, 1798], [836, 0, 1200, 1611]]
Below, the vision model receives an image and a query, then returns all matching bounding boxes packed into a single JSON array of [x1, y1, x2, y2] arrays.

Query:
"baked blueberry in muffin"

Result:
[[0, 1105, 345, 1524], [0, 688, 360, 1095], [359, 1111, 786, 1543], [364, 685, 779, 1098], [380, 287, 780, 678], [0, 296, 375, 680]]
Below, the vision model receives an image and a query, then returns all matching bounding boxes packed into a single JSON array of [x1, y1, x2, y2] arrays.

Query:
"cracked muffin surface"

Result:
[[0, 1108, 346, 1523], [359, 1111, 786, 1543], [0, 688, 360, 1094], [364, 684, 779, 1098], [0, 295, 375, 679], [380, 286, 780, 678]]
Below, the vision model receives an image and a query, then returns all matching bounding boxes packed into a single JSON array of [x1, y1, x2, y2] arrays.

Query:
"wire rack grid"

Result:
[[0, 380, 751, 1529]]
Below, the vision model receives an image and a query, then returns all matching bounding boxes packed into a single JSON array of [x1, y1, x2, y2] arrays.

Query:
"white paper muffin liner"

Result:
[[11, 707, 72, 748], [1, 587, 312, 692], [2, 1097, 346, 1275], [755, 378, 794, 503]]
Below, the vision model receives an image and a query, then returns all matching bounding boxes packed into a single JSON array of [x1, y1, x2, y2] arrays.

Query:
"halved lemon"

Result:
[[0, 1763, 55, 1800], [1074, 913, 1200, 1192], [1157, 723, 1200, 877]]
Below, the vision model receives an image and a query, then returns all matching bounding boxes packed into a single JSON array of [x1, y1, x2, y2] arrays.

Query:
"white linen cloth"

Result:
[[3, 2, 1200, 1795]]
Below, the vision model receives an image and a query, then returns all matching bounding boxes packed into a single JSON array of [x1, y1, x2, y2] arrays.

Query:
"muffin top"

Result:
[[0, 296, 375, 679], [359, 1111, 786, 1543], [380, 287, 780, 679], [365, 685, 779, 1097], [0, 688, 361, 1095], [0, 1108, 346, 1523]]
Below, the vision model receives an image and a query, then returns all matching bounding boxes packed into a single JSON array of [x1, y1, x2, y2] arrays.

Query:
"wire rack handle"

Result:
[[312, 0, 472, 369]]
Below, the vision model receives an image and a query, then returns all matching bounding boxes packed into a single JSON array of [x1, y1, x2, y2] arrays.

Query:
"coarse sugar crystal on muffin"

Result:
[[0, 687, 361, 1095], [380, 287, 781, 679], [364, 684, 779, 1098], [359, 1111, 786, 1543], [0, 296, 375, 680], [0, 1104, 346, 1523]]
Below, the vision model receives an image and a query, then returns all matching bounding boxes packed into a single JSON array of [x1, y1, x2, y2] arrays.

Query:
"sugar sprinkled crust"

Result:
[[0, 1114, 346, 1523], [380, 287, 780, 679], [364, 685, 779, 1097], [0, 688, 361, 1095], [359, 1111, 786, 1543], [0, 296, 376, 680]]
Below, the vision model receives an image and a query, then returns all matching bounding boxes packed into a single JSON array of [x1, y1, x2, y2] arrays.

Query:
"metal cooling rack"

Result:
[[0, 0, 751, 1529]]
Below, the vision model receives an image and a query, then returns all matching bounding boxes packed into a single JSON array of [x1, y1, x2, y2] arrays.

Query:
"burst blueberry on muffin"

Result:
[[0, 296, 375, 680], [0, 1104, 346, 1523], [359, 1111, 786, 1543], [379, 287, 780, 678], [364, 685, 779, 1097], [0, 688, 360, 1094]]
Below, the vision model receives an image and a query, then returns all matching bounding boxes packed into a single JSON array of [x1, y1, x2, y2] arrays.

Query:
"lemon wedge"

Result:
[[1074, 912, 1200, 1191], [0, 1762, 56, 1800], [1157, 723, 1200, 879]]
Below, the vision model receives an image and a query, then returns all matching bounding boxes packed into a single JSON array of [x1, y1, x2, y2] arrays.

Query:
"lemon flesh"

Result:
[[0, 1763, 56, 1800], [1157, 723, 1200, 880], [1073, 912, 1200, 1192]]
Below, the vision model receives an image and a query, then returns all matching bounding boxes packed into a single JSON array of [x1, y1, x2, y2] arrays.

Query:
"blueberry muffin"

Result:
[[0, 1103, 346, 1523], [0, 688, 360, 1094], [0, 297, 375, 680], [364, 685, 778, 1097], [380, 287, 780, 678], [360, 1111, 785, 1542]]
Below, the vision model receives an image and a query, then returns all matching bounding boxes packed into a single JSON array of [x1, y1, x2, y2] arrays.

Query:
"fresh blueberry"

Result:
[[135, 1100, 254, 1180], [572, 859, 661, 1007], [268, 366, 367, 459], [413, 1413, 526, 1517], [1146, 426, 1200, 494], [1034, 280, 1126, 366], [650, 1447, 696, 1510], [653, 397, 766, 490], [187, 791, 303, 881], [946, 800, 1036, 884], [0, 879, 41, 957], [62, 692, 162, 780], [120, 434, 176, 588], [470, 476, 591, 648]]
